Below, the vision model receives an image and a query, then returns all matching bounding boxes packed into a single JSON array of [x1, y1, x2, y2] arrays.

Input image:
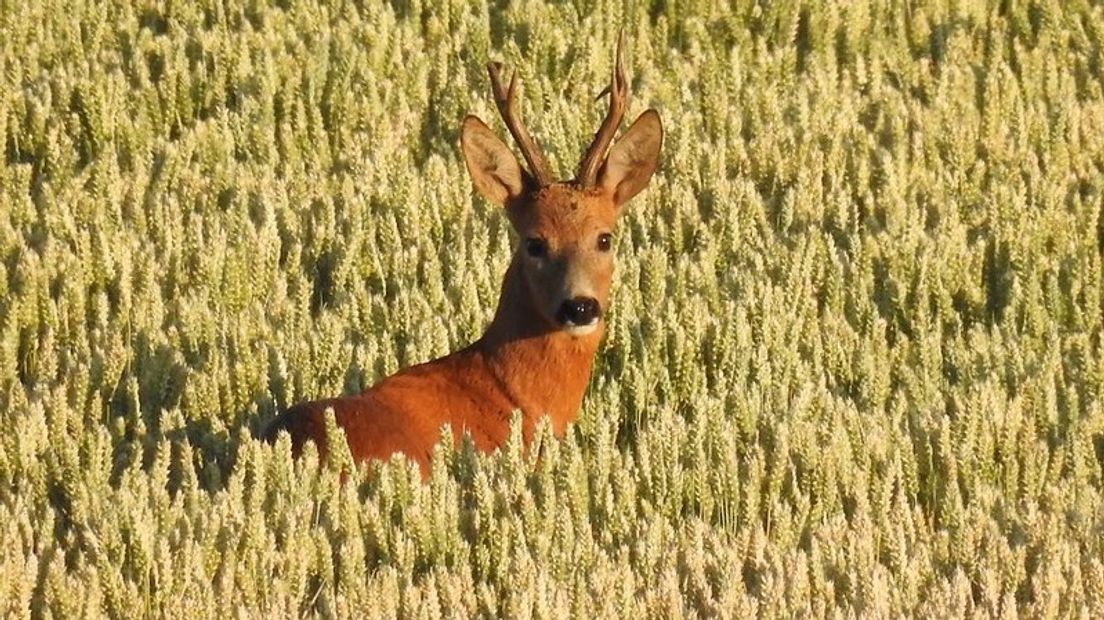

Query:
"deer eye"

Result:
[[597, 233, 613, 252], [526, 238, 547, 258]]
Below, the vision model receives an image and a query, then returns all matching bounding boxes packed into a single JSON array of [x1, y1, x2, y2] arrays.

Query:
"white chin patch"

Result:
[[562, 321, 599, 336]]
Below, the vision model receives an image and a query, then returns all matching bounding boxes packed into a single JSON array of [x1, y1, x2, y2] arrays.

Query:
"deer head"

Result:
[[460, 36, 663, 337]]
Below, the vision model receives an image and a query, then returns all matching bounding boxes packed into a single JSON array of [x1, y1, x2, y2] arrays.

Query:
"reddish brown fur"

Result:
[[264, 186, 612, 475]]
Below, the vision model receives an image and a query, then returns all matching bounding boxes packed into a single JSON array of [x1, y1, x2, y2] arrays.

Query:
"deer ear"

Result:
[[461, 115, 525, 205], [598, 110, 662, 207]]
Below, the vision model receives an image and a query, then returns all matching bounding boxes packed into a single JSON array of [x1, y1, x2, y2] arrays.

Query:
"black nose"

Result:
[[557, 297, 600, 326]]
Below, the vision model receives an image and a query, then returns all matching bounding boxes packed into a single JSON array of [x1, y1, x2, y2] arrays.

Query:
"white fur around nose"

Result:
[[563, 322, 599, 336]]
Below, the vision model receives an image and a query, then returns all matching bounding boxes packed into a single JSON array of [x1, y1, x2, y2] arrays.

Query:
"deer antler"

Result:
[[576, 32, 629, 187], [487, 62, 554, 187]]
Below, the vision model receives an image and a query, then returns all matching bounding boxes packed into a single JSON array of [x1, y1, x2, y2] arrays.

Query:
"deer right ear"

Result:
[[461, 116, 525, 205], [598, 110, 663, 207]]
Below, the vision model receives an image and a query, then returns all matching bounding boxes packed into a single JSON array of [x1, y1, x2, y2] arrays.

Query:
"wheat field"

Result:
[[2, 0, 1104, 617]]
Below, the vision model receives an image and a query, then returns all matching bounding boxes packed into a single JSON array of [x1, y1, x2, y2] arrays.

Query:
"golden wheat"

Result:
[[1, 0, 1103, 617]]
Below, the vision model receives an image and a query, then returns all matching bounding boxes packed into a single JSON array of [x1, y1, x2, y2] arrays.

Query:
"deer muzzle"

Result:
[[556, 297, 601, 332]]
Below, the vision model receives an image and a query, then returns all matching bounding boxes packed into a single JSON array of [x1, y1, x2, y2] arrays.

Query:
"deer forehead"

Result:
[[514, 184, 618, 238]]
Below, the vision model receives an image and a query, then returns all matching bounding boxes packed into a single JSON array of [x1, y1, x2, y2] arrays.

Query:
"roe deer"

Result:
[[264, 36, 662, 476]]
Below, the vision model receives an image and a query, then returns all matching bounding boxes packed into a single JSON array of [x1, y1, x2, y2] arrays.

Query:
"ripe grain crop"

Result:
[[2, 0, 1103, 617]]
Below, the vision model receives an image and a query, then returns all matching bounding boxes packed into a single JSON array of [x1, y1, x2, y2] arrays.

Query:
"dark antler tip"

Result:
[[482, 56, 553, 185], [576, 33, 632, 187]]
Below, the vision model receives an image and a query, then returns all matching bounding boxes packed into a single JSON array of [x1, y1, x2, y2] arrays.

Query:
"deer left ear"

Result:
[[598, 110, 663, 207], [461, 115, 526, 205]]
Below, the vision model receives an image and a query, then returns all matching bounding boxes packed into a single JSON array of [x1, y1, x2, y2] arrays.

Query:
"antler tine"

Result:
[[576, 31, 629, 187], [487, 62, 554, 187]]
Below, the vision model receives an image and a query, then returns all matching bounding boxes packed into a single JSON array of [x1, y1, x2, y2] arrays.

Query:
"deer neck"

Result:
[[473, 255, 602, 435]]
